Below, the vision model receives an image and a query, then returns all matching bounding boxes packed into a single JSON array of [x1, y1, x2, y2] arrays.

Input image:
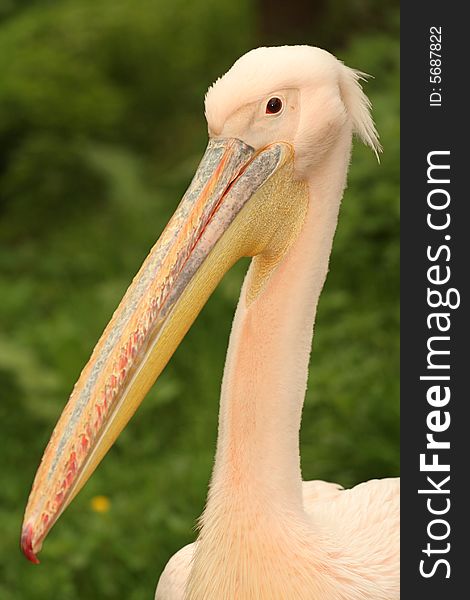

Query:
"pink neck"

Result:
[[208, 139, 351, 515]]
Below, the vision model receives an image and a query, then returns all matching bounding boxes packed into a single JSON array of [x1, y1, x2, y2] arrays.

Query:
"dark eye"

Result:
[[266, 97, 283, 114]]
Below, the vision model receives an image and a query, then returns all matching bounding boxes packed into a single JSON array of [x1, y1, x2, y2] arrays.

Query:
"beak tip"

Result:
[[21, 522, 40, 564]]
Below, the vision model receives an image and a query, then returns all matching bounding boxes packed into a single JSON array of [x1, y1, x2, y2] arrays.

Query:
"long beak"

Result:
[[21, 137, 295, 563]]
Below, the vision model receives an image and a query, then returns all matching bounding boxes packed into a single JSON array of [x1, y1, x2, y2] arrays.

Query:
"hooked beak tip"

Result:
[[21, 522, 40, 564]]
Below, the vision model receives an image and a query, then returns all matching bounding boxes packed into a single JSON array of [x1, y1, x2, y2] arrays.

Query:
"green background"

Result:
[[0, 1, 399, 598]]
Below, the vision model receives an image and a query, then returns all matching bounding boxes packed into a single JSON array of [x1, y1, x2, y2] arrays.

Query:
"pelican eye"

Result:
[[266, 97, 283, 114]]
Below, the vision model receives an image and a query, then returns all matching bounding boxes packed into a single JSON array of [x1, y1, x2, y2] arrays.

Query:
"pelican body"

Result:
[[21, 46, 399, 599]]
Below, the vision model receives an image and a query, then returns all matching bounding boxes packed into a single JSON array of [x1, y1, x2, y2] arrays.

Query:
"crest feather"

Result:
[[339, 66, 382, 160]]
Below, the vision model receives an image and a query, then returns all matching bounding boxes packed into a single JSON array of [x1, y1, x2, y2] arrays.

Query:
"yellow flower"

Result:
[[90, 495, 111, 513]]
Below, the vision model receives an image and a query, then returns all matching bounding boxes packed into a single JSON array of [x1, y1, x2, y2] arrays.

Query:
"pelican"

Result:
[[21, 46, 399, 599]]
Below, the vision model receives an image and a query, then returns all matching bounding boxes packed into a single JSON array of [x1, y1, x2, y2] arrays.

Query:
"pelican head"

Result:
[[21, 45, 379, 563]]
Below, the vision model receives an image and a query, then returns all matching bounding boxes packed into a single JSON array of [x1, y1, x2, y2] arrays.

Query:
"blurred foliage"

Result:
[[0, 1, 399, 598]]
